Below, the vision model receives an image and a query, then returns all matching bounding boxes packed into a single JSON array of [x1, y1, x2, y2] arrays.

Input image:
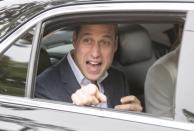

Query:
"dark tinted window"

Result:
[[0, 28, 34, 96]]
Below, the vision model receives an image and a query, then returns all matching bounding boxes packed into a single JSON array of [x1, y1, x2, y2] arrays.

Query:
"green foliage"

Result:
[[0, 56, 26, 96]]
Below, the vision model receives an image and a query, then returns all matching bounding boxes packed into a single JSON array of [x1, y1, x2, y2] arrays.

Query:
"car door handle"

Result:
[[182, 109, 194, 123]]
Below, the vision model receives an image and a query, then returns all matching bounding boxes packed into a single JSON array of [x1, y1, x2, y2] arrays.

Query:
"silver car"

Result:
[[0, 0, 194, 130]]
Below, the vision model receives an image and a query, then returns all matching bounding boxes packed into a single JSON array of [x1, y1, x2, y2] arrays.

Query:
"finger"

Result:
[[71, 89, 91, 106], [71, 89, 100, 106], [77, 89, 91, 105], [75, 92, 100, 106], [71, 92, 83, 105], [96, 91, 107, 102], [82, 84, 106, 102], [82, 84, 98, 95], [120, 95, 141, 104], [114, 103, 143, 112], [89, 96, 100, 105]]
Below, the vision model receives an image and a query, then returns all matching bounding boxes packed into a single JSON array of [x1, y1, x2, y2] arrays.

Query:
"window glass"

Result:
[[0, 28, 34, 96]]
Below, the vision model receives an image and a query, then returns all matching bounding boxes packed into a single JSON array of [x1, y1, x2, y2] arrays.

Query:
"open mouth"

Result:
[[86, 60, 102, 74]]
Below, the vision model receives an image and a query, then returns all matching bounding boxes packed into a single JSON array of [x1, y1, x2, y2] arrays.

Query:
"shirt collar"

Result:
[[67, 50, 108, 85]]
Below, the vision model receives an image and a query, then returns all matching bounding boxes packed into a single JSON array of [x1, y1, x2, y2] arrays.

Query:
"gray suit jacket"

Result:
[[35, 55, 129, 108], [145, 47, 179, 117]]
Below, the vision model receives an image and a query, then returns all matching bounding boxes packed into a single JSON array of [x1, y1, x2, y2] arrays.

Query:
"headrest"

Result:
[[118, 24, 152, 65]]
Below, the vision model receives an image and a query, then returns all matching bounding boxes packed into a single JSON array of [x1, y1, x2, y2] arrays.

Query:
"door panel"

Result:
[[175, 11, 194, 122], [0, 95, 193, 131]]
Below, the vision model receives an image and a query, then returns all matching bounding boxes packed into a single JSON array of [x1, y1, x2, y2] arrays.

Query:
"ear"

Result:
[[72, 31, 77, 48], [114, 36, 118, 52]]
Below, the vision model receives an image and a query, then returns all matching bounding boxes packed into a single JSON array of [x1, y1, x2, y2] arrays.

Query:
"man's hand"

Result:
[[114, 96, 143, 112], [71, 84, 107, 106]]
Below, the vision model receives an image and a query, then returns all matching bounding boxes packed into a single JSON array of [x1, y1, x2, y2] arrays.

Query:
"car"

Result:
[[0, 0, 194, 130]]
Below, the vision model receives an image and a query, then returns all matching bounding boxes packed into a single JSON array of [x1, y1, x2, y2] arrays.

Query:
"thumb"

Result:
[[96, 91, 107, 102]]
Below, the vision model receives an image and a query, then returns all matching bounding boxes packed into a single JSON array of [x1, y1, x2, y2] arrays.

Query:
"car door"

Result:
[[0, 1, 194, 131], [175, 10, 194, 122], [25, 2, 194, 130]]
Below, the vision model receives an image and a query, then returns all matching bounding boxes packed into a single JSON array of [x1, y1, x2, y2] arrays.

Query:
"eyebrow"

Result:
[[81, 33, 91, 37], [103, 34, 114, 41], [80, 33, 114, 41]]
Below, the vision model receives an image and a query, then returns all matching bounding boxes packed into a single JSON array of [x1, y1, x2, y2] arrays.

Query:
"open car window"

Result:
[[33, 10, 185, 120], [1, 1, 194, 130]]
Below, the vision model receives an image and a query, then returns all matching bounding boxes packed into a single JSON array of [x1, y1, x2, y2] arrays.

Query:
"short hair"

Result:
[[74, 24, 118, 39]]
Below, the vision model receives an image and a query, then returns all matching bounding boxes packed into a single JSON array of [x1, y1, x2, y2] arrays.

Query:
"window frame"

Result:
[[25, 22, 43, 98], [175, 10, 194, 122], [0, 2, 194, 130], [0, 26, 36, 97]]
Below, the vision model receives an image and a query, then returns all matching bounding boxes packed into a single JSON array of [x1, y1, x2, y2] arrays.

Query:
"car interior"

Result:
[[113, 24, 158, 109], [35, 12, 184, 113]]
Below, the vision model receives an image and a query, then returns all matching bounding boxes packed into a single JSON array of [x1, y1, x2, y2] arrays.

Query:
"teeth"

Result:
[[90, 61, 99, 65], [86, 61, 101, 65]]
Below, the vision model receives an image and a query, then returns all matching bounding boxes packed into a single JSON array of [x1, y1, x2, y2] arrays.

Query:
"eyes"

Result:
[[81, 37, 112, 48], [82, 38, 92, 44]]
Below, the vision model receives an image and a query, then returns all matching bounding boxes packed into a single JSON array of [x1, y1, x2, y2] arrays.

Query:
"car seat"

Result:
[[113, 24, 156, 108], [37, 48, 51, 75]]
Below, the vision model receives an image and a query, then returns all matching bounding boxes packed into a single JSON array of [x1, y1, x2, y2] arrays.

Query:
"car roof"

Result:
[[0, 0, 194, 42]]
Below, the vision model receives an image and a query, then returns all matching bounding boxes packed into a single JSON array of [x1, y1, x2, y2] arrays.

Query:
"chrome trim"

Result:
[[0, 2, 193, 53], [25, 22, 42, 97], [0, 95, 193, 130]]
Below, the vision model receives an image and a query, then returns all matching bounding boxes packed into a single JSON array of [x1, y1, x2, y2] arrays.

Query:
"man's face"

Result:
[[73, 24, 118, 82]]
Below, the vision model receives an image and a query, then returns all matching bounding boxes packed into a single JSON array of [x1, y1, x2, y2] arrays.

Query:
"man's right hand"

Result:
[[71, 84, 107, 106]]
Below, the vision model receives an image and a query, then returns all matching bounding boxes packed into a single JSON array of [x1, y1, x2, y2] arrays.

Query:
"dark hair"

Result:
[[170, 24, 184, 50], [74, 24, 118, 40]]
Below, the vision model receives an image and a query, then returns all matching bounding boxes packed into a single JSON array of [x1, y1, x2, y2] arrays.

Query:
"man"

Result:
[[35, 24, 142, 112]]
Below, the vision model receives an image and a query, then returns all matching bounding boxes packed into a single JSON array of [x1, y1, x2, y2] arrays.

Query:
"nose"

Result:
[[91, 43, 101, 58]]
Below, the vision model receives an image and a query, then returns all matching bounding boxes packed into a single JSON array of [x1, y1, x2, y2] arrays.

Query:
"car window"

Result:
[[1, 2, 194, 130], [0, 27, 34, 96], [34, 10, 186, 122], [35, 22, 183, 111]]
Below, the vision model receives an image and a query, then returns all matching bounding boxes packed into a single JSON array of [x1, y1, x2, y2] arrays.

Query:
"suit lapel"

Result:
[[59, 56, 81, 97], [57, 56, 117, 108], [102, 75, 115, 108]]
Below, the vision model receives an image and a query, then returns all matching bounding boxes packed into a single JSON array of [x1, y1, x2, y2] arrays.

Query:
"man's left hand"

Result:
[[114, 95, 143, 112]]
